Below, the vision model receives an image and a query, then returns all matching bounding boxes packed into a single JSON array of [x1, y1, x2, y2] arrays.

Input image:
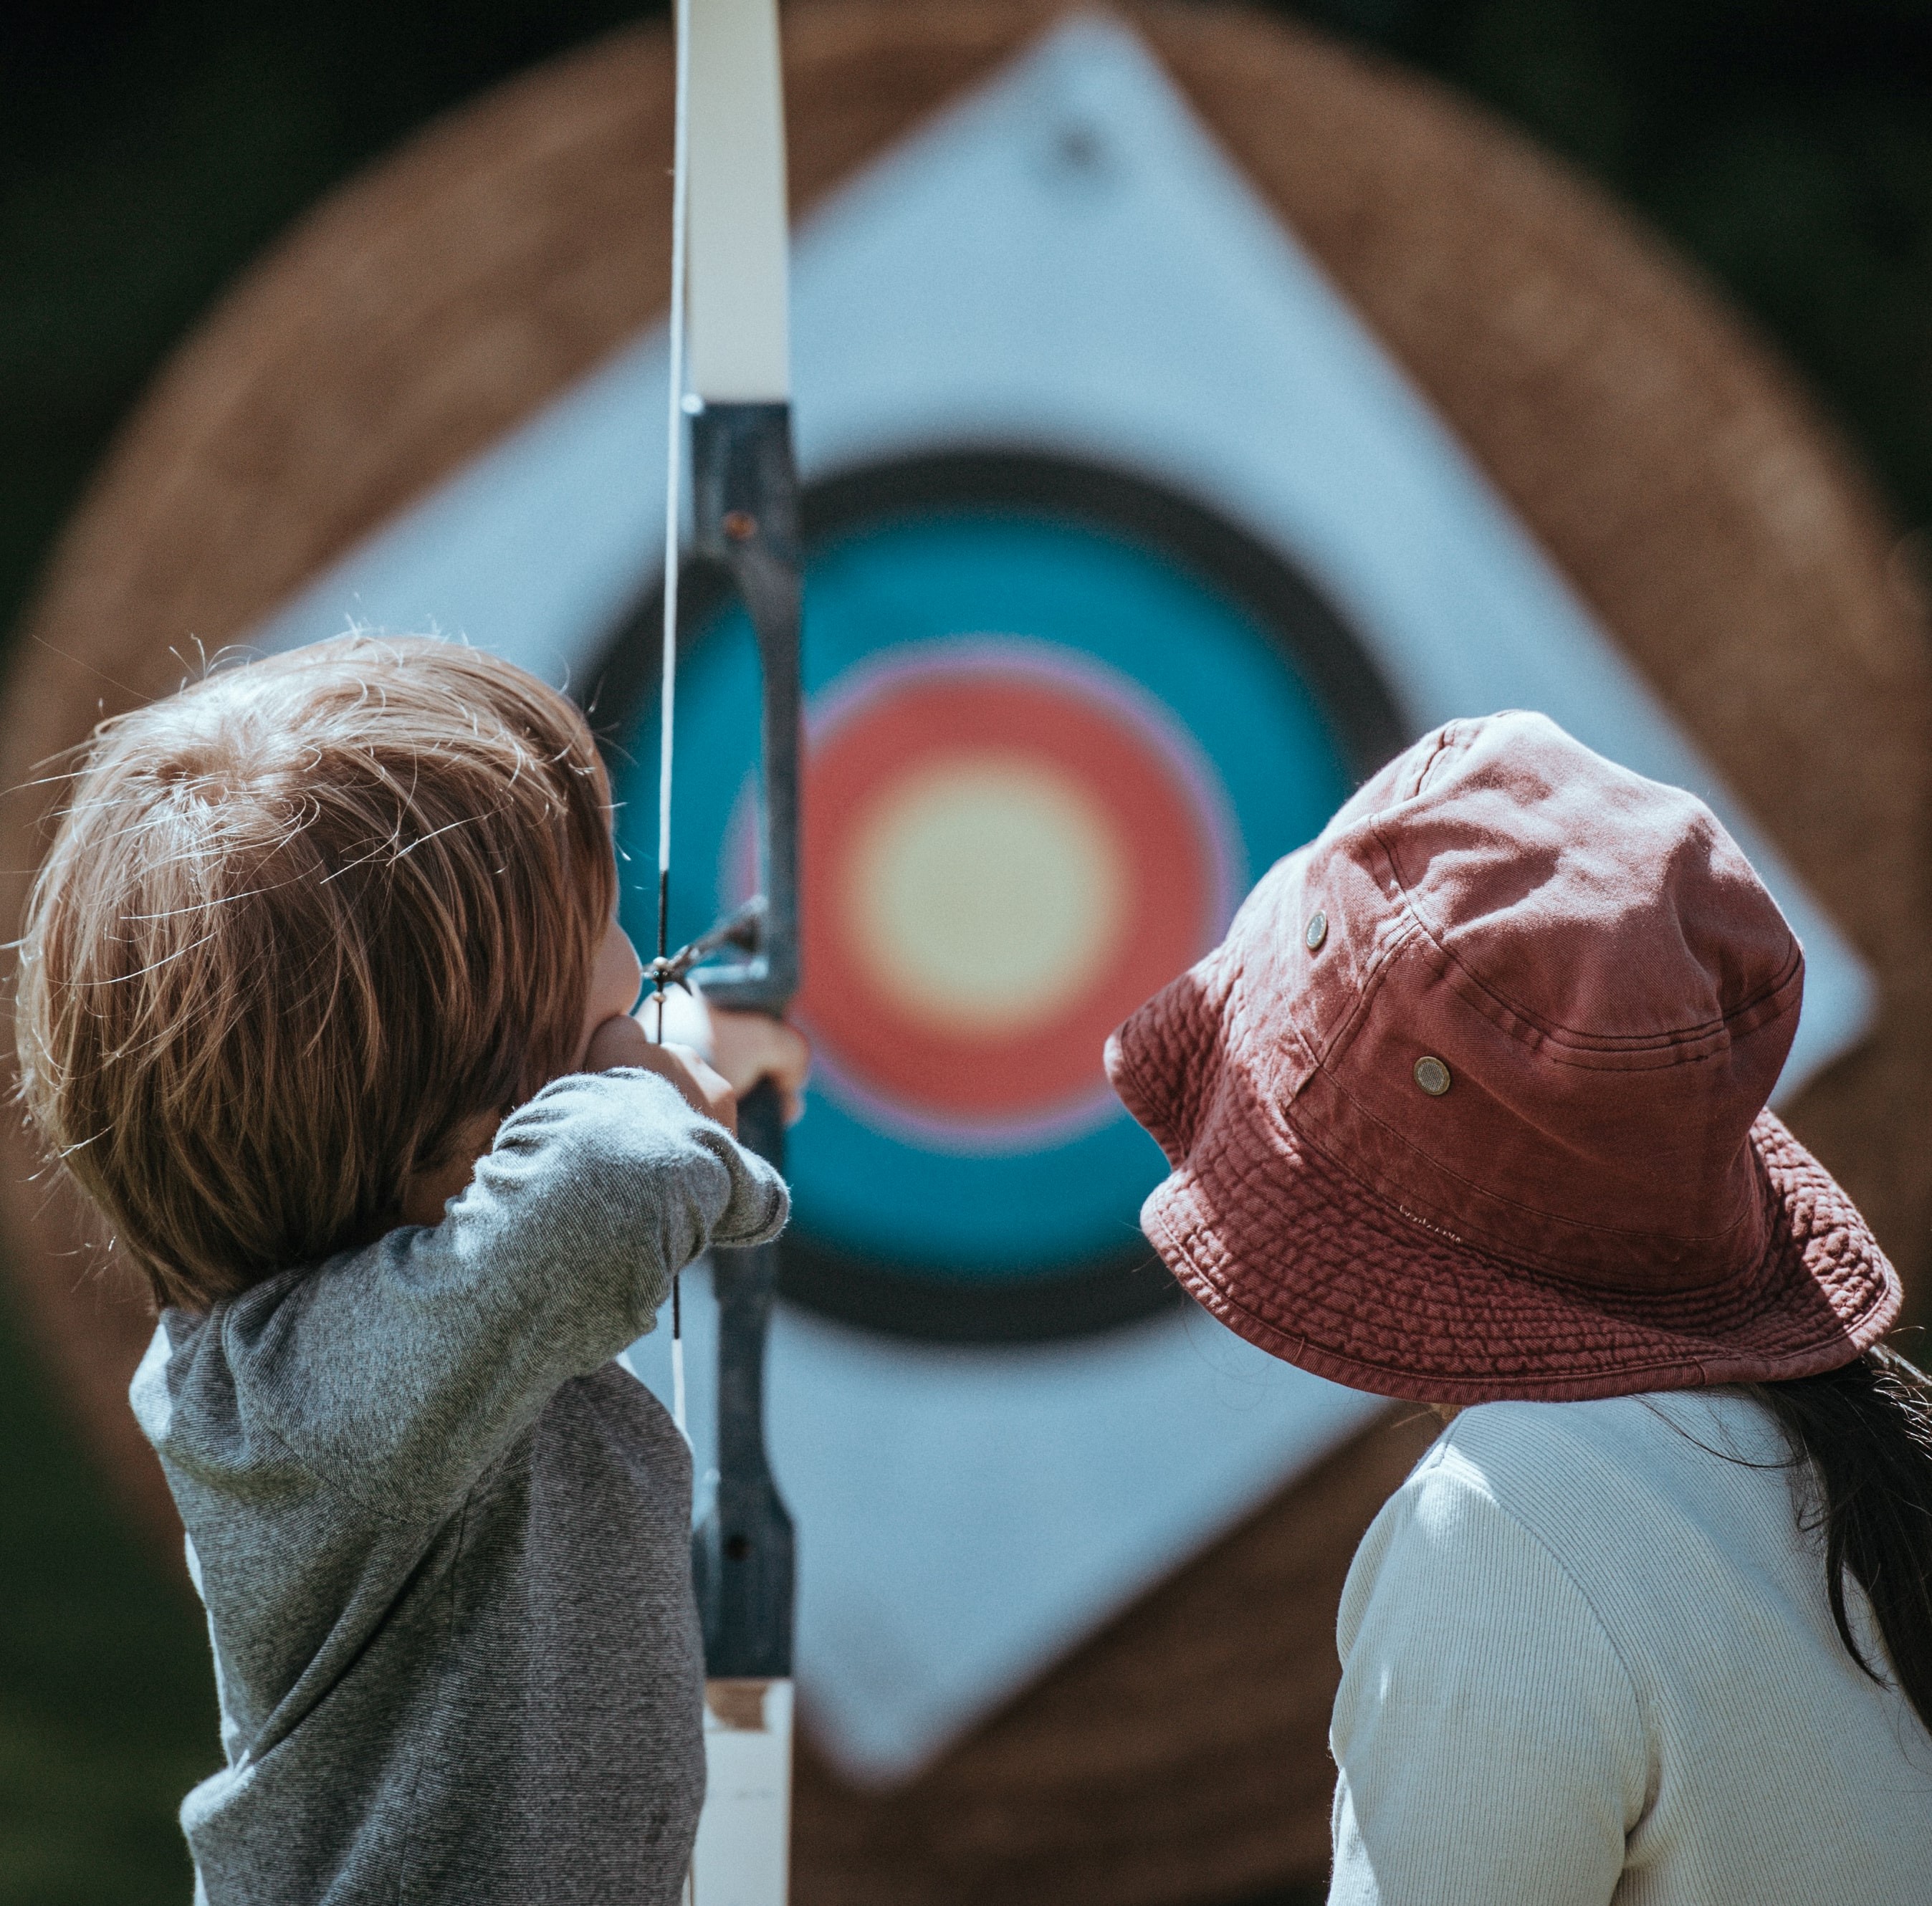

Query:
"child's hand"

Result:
[[707, 1008, 811, 1126], [643, 987, 811, 1126], [581, 1013, 740, 1134]]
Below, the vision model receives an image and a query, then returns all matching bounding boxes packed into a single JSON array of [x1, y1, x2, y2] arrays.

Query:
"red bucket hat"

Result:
[[1105, 712, 1900, 1404]]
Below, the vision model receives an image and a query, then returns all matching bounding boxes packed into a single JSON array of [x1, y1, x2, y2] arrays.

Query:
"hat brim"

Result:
[[1116, 1025, 1900, 1404]]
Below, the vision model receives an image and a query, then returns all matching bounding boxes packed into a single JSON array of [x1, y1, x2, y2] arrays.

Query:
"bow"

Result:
[[656, 0, 803, 1897]]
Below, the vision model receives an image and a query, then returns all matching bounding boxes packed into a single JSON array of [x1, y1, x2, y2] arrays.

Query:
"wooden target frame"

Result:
[[4, 4, 1929, 1899]]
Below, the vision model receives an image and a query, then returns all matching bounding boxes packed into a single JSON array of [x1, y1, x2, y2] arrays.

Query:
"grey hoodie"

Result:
[[131, 1067, 788, 1905]]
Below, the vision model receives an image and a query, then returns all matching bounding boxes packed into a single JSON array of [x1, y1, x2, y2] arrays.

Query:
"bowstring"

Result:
[[660, 0, 694, 1444]]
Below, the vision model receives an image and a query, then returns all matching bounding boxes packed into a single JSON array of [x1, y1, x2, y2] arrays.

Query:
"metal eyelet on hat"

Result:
[[1413, 1055, 1452, 1097], [1304, 910, 1328, 952]]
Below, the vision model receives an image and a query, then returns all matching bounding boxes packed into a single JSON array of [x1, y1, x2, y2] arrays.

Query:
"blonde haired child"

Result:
[[16, 633, 805, 1905]]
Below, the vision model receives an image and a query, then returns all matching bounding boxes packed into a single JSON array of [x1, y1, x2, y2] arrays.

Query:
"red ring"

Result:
[[798, 667, 1218, 1121]]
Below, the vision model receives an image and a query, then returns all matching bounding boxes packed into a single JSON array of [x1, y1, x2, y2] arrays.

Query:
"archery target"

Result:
[[603, 454, 1400, 1338]]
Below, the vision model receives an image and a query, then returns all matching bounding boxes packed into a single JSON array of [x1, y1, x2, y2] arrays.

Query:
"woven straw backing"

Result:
[[4, 3, 1926, 1896]]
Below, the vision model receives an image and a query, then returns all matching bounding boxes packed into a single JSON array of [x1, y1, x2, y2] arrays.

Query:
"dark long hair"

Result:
[[1743, 1342, 1932, 1733]]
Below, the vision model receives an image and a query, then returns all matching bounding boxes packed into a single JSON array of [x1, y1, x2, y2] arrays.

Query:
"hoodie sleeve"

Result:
[[219, 1067, 788, 1518]]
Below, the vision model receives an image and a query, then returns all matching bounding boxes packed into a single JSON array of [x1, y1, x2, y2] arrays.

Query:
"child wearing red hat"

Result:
[[1108, 712, 1932, 1905]]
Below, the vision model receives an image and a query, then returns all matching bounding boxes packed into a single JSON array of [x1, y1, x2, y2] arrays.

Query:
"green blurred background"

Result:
[[4, 2, 1930, 1898]]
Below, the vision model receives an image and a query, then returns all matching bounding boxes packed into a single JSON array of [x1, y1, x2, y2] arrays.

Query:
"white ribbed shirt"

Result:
[[1329, 1393, 1932, 1905]]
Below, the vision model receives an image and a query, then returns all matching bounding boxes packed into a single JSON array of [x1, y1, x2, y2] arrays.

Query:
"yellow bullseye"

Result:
[[843, 752, 1128, 1036]]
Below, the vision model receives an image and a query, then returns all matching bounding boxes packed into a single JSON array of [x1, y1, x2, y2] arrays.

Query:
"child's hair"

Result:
[[15, 633, 616, 1313]]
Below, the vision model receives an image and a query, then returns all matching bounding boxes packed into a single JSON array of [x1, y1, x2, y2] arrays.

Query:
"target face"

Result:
[[604, 456, 1398, 1338]]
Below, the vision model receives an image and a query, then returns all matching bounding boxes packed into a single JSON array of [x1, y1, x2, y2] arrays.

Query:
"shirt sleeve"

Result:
[[1327, 1441, 1650, 1906], [222, 1067, 788, 1516]]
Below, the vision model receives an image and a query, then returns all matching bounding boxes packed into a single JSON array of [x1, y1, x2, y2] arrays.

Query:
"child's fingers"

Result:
[[661, 1045, 737, 1135], [628, 992, 812, 1125], [647, 984, 712, 1053], [583, 1015, 737, 1134], [705, 1010, 811, 1119], [583, 1012, 654, 1074]]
